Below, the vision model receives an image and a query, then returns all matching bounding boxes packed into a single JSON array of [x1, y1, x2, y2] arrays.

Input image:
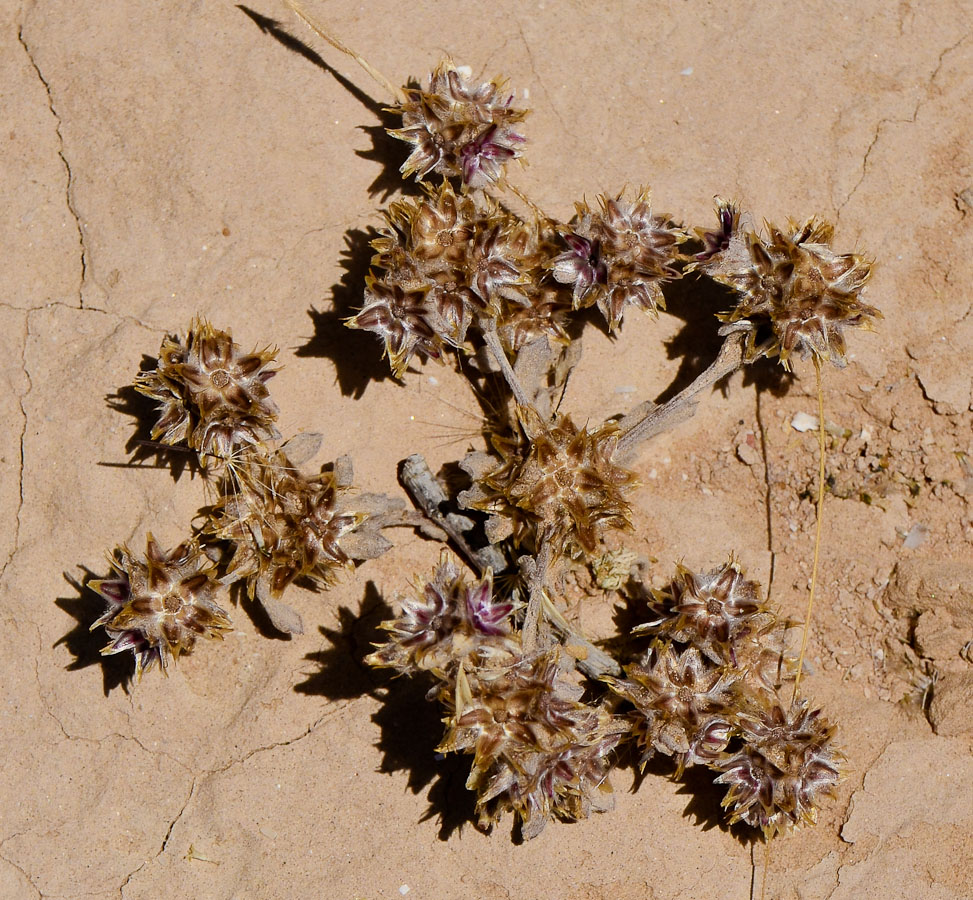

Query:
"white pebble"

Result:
[[902, 523, 929, 549], [790, 412, 819, 433]]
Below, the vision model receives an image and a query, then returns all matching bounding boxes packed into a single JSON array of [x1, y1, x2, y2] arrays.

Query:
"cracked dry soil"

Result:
[[2, 2, 972, 899]]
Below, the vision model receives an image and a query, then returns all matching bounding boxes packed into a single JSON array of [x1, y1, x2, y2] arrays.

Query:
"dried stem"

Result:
[[480, 319, 534, 410], [494, 179, 557, 227], [616, 332, 753, 459], [283, 0, 406, 104], [521, 527, 552, 653], [540, 594, 621, 678], [398, 453, 505, 574]]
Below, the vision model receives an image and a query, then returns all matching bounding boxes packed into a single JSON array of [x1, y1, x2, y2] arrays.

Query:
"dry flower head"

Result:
[[90, 534, 231, 677]]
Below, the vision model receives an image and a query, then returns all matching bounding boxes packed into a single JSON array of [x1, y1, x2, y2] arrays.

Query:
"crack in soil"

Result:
[[0, 312, 31, 586], [836, 31, 973, 221], [118, 775, 198, 898], [0, 846, 42, 899], [17, 23, 88, 309]]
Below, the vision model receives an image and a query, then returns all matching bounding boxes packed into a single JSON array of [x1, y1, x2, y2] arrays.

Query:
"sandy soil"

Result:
[[2, 1, 972, 898]]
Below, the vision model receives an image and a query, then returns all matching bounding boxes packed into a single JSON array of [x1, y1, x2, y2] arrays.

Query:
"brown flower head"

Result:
[[382, 179, 479, 268], [495, 284, 571, 354], [552, 189, 687, 331], [440, 651, 624, 839], [715, 699, 844, 838], [366, 552, 519, 676], [347, 275, 442, 377], [209, 450, 366, 604], [134, 318, 279, 470], [638, 558, 774, 664], [476, 409, 637, 557], [604, 644, 739, 774], [389, 59, 528, 188], [693, 203, 879, 367], [90, 534, 231, 677], [368, 181, 487, 346], [467, 220, 534, 311]]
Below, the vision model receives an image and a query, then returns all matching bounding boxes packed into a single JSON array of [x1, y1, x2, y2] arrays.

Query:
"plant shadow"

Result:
[[295, 580, 478, 838], [238, 5, 420, 202], [103, 378, 199, 482], [295, 228, 399, 398], [228, 579, 297, 642], [658, 272, 793, 403], [673, 761, 758, 845], [54, 570, 133, 696]]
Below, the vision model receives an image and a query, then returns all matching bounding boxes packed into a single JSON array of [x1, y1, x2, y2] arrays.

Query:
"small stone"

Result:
[[791, 411, 818, 433], [914, 608, 970, 662], [902, 523, 929, 549], [928, 671, 973, 736], [736, 441, 760, 466]]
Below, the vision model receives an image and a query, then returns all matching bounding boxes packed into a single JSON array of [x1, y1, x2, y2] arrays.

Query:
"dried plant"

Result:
[[134, 317, 280, 472], [369, 553, 626, 838], [389, 59, 528, 188], [92, 319, 405, 667], [209, 449, 368, 603], [83, 10, 882, 850], [316, 43, 875, 840], [692, 199, 879, 369], [90, 534, 231, 677], [442, 650, 625, 839], [605, 559, 844, 839]]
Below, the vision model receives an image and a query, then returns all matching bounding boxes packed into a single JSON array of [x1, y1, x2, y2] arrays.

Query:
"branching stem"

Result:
[[521, 528, 552, 653], [480, 320, 534, 410], [616, 333, 758, 459]]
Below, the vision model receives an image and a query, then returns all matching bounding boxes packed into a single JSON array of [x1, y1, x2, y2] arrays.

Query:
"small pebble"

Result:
[[791, 412, 819, 433], [902, 523, 929, 549]]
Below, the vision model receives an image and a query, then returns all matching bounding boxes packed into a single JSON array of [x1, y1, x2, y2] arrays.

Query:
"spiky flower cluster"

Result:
[[369, 554, 625, 838], [208, 448, 367, 606], [90, 535, 231, 677], [692, 199, 879, 368], [444, 652, 624, 839], [551, 189, 687, 331], [367, 551, 520, 675], [605, 559, 844, 838], [390, 59, 528, 188], [135, 318, 279, 473], [715, 698, 842, 836], [466, 408, 637, 558], [639, 559, 775, 664], [347, 180, 565, 376], [92, 320, 395, 677]]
